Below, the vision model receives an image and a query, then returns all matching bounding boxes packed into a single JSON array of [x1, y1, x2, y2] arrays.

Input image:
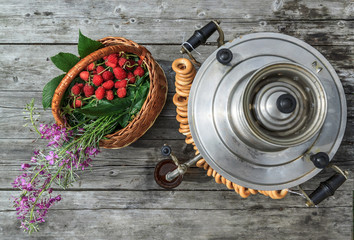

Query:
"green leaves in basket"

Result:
[[50, 53, 80, 73], [42, 74, 65, 109], [78, 30, 103, 58], [74, 73, 150, 128], [130, 80, 150, 117], [76, 98, 132, 116]]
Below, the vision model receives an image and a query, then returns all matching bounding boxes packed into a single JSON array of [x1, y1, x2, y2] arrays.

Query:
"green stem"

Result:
[[29, 165, 64, 222], [28, 100, 40, 136]]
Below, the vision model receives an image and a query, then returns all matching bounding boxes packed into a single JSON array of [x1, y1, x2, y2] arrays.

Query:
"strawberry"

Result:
[[125, 59, 136, 71], [86, 62, 96, 71], [138, 59, 143, 66], [77, 83, 84, 89], [96, 65, 105, 74], [95, 87, 105, 100], [102, 71, 114, 81], [113, 67, 127, 80], [102, 80, 114, 90], [83, 84, 95, 97], [134, 66, 144, 77], [105, 90, 114, 101], [71, 84, 81, 95], [92, 75, 104, 86], [115, 80, 127, 89], [127, 72, 136, 83], [103, 56, 108, 60], [74, 98, 83, 108], [105, 61, 117, 68], [118, 57, 127, 68], [117, 88, 127, 98], [106, 54, 118, 68], [79, 71, 90, 81]]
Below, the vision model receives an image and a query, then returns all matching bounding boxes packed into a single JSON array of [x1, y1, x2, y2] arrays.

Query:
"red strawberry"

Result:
[[118, 57, 127, 68], [95, 87, 105, 100], [105, 90, 114, 100], [102, 70, 114, 81], [83, 84, 95, 97], [125, 59, 136, 71], [71, 84, 81, 95], [138, 59, 143, 66], [102, 80, 114, 90], [96, 66, 105, 74], [115, 80, 127, 89], [105, 61, 117, 68], [127, 72, 136, 83], [92, 75, 104, 86], [113, 67, 127, 80], [74, 98, 83, 108], [103, 56, 108, 60], [134, 66, 145, 77], [79, 71, 90, 81], [117, 88, 127, 98], [77, 83, 84, 89], [86, 62, 96, 71], [106, 54, 118, 68]]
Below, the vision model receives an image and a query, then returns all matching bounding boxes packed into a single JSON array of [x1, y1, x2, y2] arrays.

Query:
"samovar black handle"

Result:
[[182, 20, 222, 52]]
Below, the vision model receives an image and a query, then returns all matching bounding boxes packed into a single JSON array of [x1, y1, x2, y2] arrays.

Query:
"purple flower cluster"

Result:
[[39, 123, 73, 147], [62, 146, 98, 171], [12, 166, 61, 231], [12, 123, 100, 233]]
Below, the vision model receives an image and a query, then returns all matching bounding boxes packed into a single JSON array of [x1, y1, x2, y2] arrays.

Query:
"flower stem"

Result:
[[29, 165, 64, 222], [27, 99, 41, 136]]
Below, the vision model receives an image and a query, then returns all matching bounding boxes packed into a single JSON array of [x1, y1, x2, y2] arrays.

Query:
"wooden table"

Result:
[[0, 1, 353, 239]]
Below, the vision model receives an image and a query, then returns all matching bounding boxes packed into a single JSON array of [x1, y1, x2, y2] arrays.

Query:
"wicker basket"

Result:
[[51, 37, 167, 149]]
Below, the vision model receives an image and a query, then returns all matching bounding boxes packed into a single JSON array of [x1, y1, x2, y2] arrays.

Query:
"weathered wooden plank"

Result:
[[1, 0, 353, 21], [0, 207, 351, 240], [0, 45, 352, 92], [1, 106, 353, 143], [1, 151, 353, 191], [0, 189, 351, 212], [0, 136, 352, 163], [0, 1, 353, 45]]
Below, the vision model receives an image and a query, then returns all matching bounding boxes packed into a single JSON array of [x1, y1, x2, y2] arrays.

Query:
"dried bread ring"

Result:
[[173, 94, 188, 107], [196, 159, 206, 168], [172, 58, 194, 75], [185, 135, 194, 144]]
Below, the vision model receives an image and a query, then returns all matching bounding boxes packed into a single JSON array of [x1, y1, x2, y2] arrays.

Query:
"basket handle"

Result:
[[99, 37, 149, 61]]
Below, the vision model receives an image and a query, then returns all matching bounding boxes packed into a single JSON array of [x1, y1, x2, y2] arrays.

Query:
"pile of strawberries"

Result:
[[70, 52, 146, 108]]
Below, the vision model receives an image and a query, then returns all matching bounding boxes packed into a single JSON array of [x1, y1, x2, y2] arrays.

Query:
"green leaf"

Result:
[[135, 71, 149, 86], [78, 31, 104, 58], [50, 52, 80, 72], [117, 113, 131, 128], [42, 74, 66, 110], [130, 81, 150, 115], [76, 98, 132, 116]]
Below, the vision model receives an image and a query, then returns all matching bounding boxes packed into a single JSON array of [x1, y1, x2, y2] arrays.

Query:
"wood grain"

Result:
[[0, 1, 353, 45], [0, 207, 351, 240], [0, 0, 353, 239]]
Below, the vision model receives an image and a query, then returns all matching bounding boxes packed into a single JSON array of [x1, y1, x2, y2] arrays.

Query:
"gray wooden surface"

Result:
[[0, 0, 353, 239]]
